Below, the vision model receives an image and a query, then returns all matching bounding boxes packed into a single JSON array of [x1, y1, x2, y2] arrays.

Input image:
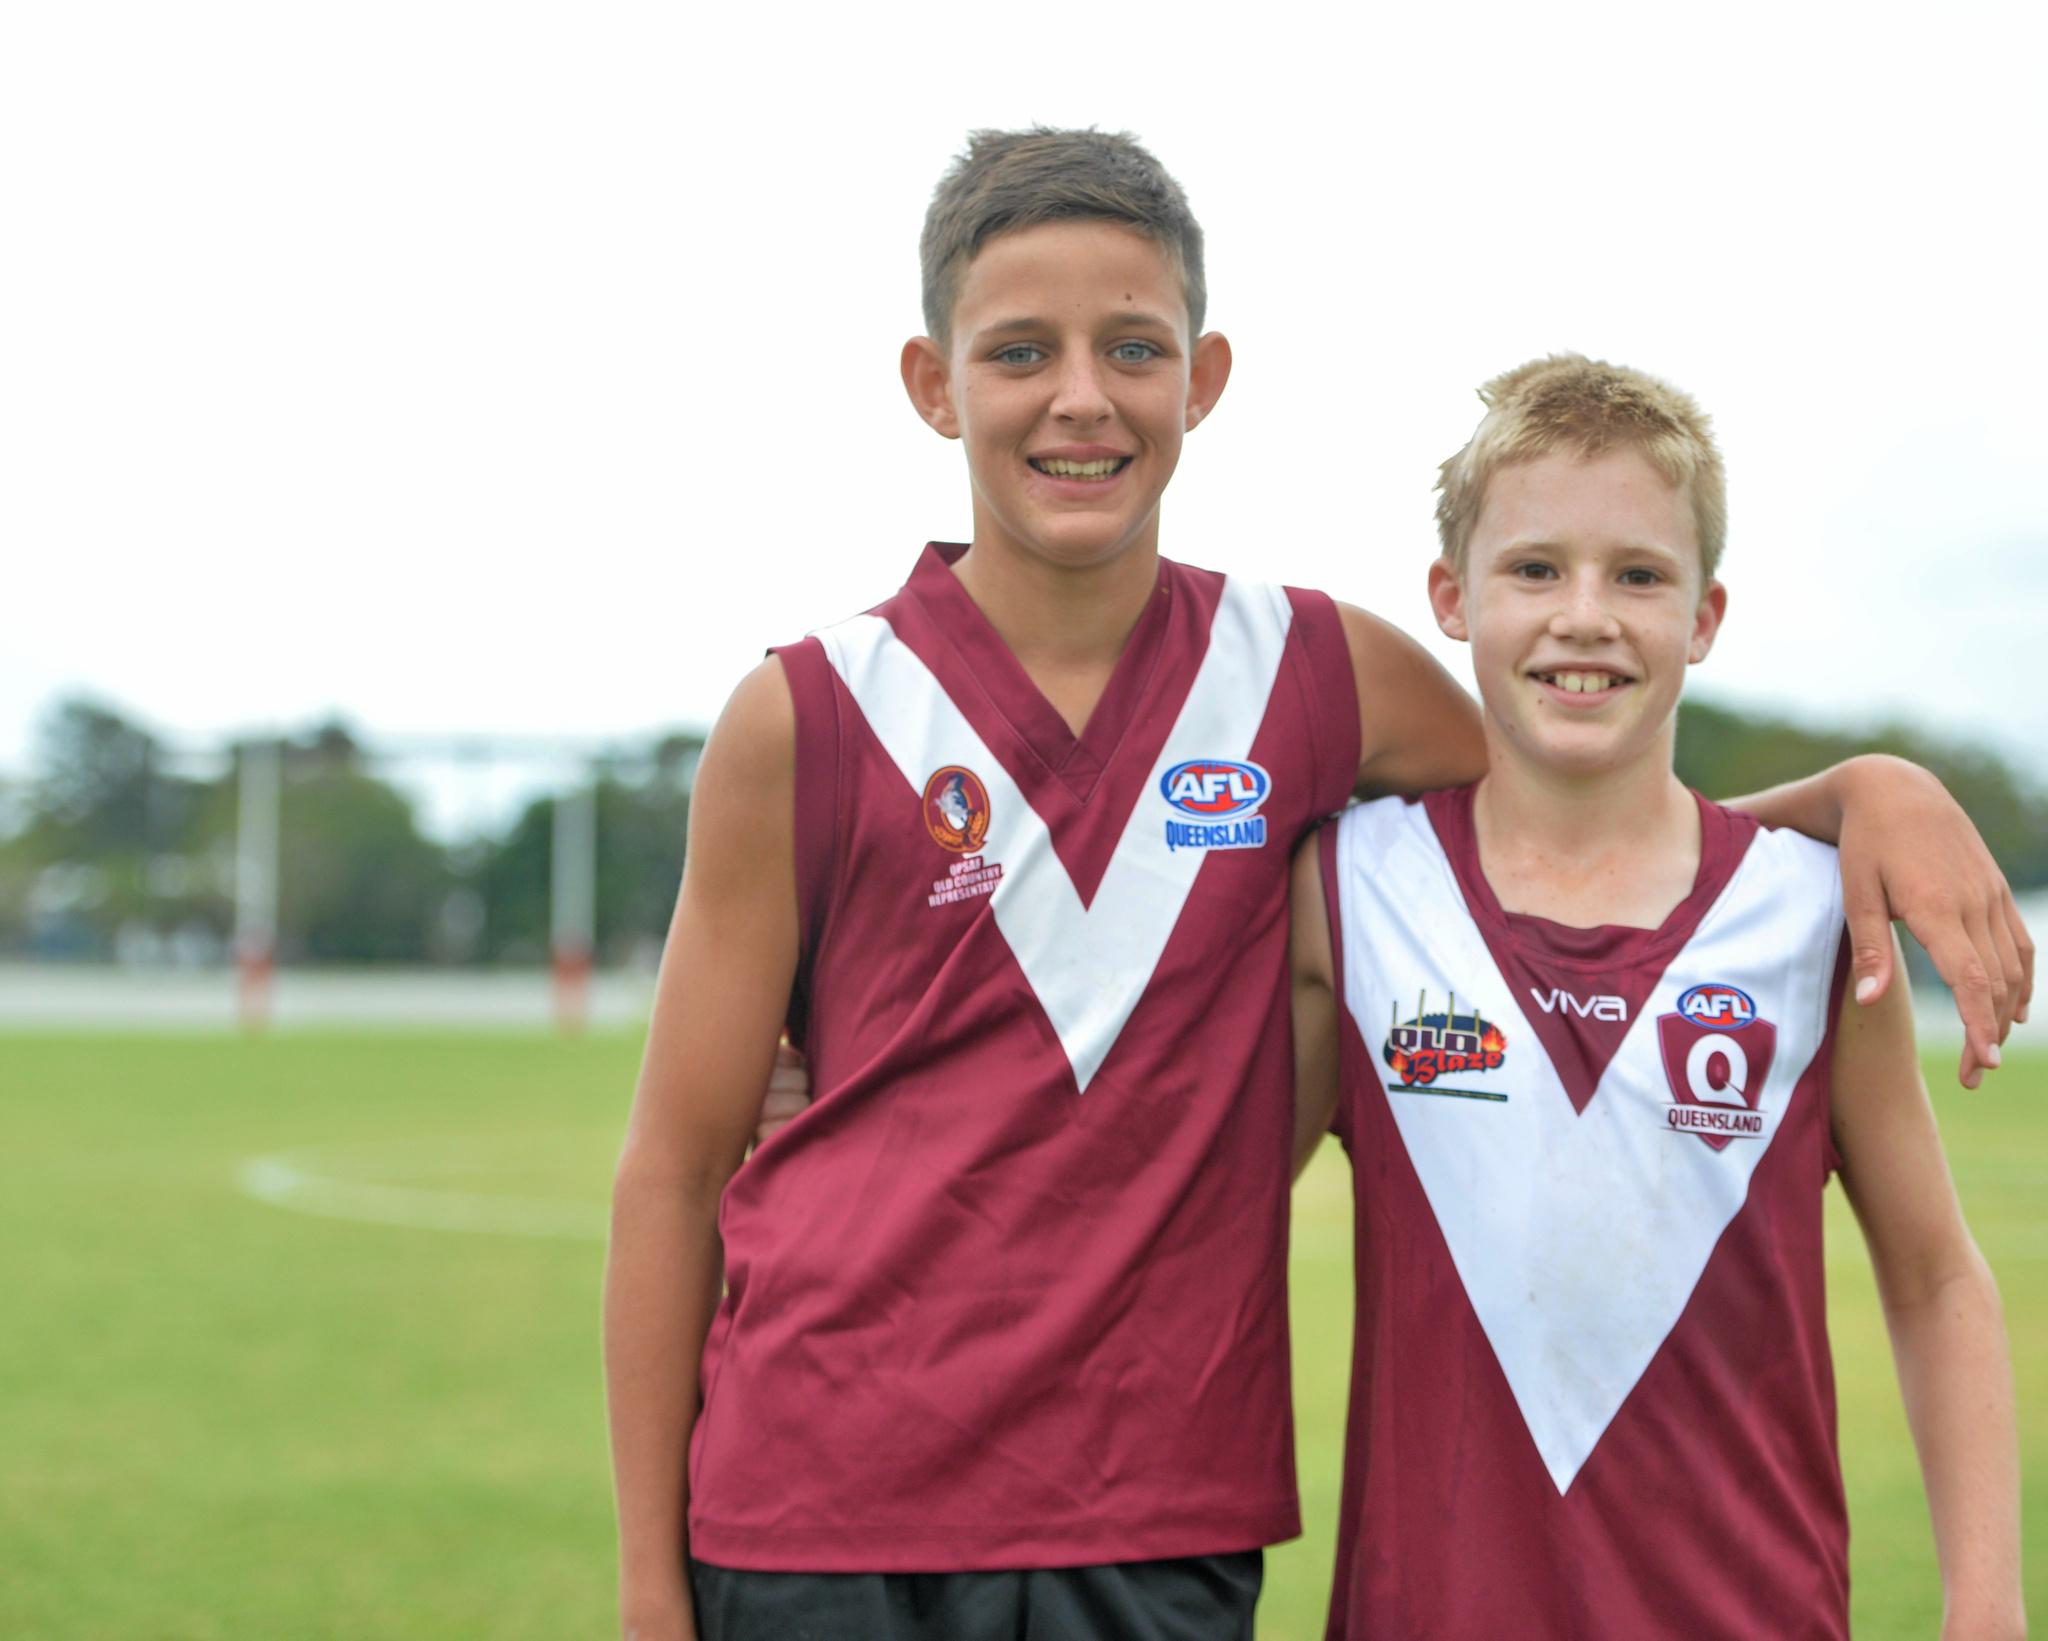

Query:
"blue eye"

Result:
[[994, 344, 1044, 366], [1111, 341, 1160, 363]]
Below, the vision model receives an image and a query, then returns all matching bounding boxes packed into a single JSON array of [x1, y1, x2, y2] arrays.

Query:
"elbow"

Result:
[[611, 1142, 736, 1226], [1876, 1239, 2003, 1323]]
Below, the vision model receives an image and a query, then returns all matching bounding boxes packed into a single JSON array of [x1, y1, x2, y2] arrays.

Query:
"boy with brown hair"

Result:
[[1292, 355, 2024, 1639], [606, 132, 2028, 1641]]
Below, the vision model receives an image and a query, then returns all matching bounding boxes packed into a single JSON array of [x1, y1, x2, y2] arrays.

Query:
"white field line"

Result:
[[241, 1137, 2048, 1263], [237, 1139, 607, 1240]]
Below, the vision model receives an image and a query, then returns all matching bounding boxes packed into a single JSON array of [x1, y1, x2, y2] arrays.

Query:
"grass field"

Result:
[[2, 1033, 2041, 1639]]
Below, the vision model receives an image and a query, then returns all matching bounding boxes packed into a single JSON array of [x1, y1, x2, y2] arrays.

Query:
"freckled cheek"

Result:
[[954, 379, 1032, 434]]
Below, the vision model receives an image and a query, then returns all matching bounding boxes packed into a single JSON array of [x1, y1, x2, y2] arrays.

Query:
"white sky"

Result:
[[4, 2, 2043, 828]]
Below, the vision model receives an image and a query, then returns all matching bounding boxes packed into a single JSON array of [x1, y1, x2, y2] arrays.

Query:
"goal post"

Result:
[[233, 739, 281, 1031], [550, 780, 597, 1033]]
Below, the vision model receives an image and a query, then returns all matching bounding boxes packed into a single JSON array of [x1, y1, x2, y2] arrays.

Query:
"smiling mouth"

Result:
[[1532, 669, 1634, 695], [1028, 456, 1132, 480]]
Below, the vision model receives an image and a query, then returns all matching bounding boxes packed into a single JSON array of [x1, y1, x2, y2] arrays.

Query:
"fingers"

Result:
[[1844, 864, 1894, 1007], [1986, 902, 2024, 1044], [1920, 920, 1997, 1090], [754, 1085, 809, 1146], [1965, 904, 2015, 1050], [755, 1036, 813, 1147], [2002, 887, 2034, 1026]]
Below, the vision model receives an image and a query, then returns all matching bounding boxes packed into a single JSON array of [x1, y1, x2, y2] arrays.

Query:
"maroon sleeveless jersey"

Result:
[[1322, 787, 1852, 1639], [686, 543, 1360, 1572]]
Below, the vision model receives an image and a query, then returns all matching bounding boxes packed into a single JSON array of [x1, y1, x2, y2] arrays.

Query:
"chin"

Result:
[[1498, 713, 1640, 778], [1018, 512, 1155, 568]]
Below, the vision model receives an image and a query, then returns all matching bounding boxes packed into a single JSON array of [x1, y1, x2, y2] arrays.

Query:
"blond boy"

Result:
[[1293, 356, 2024, 1639]]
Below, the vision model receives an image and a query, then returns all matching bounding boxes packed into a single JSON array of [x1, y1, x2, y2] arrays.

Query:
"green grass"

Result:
[[0, 1035, 2040, 1638]]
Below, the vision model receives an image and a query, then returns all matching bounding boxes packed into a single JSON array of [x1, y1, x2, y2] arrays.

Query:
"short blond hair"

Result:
[[1435, 354, 1727, 580]]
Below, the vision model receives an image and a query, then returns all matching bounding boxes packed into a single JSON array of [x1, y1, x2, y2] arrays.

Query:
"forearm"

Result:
[[1721, 758, 1856, 842], [1723, 752, 1959, 847], [605, 1170, 726, 1627], [1882, 1255, 2024, 1638]]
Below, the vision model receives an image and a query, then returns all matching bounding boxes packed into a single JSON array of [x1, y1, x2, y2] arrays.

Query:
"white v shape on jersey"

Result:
[[818, 574, 1294, 1092], [1331, 794, 1842, 1491], [1323, 788, 1854, 1641]]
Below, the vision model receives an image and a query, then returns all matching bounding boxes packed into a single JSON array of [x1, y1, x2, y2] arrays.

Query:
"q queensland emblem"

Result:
[[922, 765, 991, 854], [1656, 982, 1778, 1151]]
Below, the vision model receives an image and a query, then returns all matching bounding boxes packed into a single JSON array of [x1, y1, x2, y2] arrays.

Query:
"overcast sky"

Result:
[[4, 2, 2042, 829]]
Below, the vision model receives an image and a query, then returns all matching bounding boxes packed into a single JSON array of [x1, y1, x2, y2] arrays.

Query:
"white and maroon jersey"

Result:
[[1322, 786, 1851, 1640], [687, 542, 1359, 1573]]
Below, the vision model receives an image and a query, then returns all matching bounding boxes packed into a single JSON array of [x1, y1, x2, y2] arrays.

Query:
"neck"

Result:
[[1471, 725, 1700, 928], [951, 523, 1161, 675]]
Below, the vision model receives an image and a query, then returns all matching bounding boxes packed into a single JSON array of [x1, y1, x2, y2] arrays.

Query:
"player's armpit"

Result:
[[1830, 936, 2023, 1638], [605, 656, 799, 1637], [1725, 754, 2032, 1089], [1336, 602, 1486, 799], [1290, 839, 1340, 1177]]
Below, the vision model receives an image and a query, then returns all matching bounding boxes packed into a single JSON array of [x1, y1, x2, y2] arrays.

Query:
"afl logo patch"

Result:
[[1159, 759, 1271, 819], [1658, 983, 1777, 1151], [923, 766, 991, 854], [1676, 982, 1756, 1030]]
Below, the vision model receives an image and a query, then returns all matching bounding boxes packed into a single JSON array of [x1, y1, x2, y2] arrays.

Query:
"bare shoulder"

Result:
[[1330, 602, 1484, 796], [700, 656, 795, 786], [1332, 600, 1395, 665], [680, 656, 798, 900]]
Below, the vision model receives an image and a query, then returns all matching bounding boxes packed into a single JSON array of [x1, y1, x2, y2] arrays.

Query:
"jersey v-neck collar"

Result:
[[903, 541, 1173, 803], [1422, 783, 1759, 1114]]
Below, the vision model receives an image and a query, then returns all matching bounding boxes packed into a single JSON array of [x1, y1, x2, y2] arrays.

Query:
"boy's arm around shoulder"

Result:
[[1336, 602, 1487, 799], [605, 657, 800, 1641], [1729, 755, 2032, 1089], [1832, 935, 2025, 1641], [1291, 837, 1341, 1177]]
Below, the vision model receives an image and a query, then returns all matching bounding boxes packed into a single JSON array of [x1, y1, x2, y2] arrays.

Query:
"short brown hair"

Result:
[[919, 127, 1206, 349], [1435, 354, 1728, 580]]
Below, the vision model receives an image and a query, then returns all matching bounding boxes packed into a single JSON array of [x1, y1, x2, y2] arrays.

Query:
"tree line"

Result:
[[0, 699, 702, 966], [1, 693, 2041, 967]]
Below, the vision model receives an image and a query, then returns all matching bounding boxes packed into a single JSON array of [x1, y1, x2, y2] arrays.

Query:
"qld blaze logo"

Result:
[[1656, 982, 1778, 1150], [1382, 989, 1508, 1090], [922, 766, 990, 854], [1159, 758, 1270, 853]]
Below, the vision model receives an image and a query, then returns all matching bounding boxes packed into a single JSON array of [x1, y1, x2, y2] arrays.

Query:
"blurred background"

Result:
[[1, 2, 2041, 1637]]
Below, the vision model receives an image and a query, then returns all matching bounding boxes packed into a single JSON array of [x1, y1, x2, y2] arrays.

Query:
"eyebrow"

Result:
[[972, 310, 1178, 340], [1501, 537, 1686, 558]]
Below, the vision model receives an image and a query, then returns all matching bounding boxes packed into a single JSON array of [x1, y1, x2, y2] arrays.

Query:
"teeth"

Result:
[[1035, 457, 1124, 478], [1543, 671, 1625, 694]]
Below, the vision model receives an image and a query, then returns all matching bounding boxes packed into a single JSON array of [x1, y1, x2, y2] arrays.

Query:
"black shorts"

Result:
[[690, 1551, 1262, 1641]]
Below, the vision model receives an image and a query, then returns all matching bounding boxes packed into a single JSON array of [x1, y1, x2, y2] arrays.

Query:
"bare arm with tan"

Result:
[[1831, 934, 2024, 1641], [604, 658, 799, 1641], [1337, 602, 1488, 799], [1727, 758, 2032, 1089], [1290, 838, 1341, 1179]]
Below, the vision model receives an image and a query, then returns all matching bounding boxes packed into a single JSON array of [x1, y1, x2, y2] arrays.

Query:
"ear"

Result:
[[900, 336, 959, 439], [1687, 579, 1728, 664], [1185, 331, 1232, 431], [1427, 557, 1470, 642]]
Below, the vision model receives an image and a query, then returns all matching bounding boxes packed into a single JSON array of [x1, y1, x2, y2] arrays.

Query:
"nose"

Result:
[[1048, 350, 1113, 425], [1547, 569, 1622, 643]]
